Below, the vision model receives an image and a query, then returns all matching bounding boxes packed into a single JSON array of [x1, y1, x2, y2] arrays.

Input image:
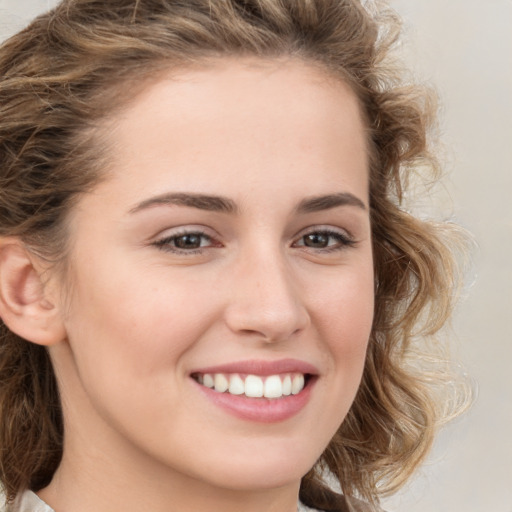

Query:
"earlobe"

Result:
[[0, 238, 66, 346]]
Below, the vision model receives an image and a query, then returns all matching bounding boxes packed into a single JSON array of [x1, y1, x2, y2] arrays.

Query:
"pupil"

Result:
[[176, 234, 201, 249], [305, 233, 328, 248]]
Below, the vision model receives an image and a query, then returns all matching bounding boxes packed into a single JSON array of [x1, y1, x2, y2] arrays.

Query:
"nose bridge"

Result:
[[225, 243, 309, 342]]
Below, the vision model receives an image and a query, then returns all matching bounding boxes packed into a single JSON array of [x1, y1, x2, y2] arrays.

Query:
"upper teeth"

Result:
[[196, 373, 306, 399]]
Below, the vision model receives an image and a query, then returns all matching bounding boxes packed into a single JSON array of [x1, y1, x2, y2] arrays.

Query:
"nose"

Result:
[[223, 250, 310, 343]]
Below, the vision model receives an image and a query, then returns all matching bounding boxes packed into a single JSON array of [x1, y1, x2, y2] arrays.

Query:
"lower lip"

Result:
[[193, 378, 315, 423]]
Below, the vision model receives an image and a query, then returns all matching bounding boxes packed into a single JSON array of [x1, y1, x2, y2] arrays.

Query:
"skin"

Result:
[[38, 58, 375, 512]]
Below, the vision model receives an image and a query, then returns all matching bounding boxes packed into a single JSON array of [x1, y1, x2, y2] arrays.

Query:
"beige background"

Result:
[[383, 1, 512, 510], [1, 1, 511, 510]]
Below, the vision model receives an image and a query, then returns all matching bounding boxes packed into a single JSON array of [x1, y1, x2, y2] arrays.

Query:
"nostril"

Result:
[[224, 299, 310, 343]]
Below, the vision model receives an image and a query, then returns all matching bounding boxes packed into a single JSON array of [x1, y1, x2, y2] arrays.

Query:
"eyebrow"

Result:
[[295, 193, 367, 213], [129, 191, 366, 215], [129, 192, 238, 214]]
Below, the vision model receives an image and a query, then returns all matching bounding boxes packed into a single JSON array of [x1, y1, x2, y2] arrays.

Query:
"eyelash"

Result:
[[293, 229, 356, 253], [152, 228, 356, 255], [153, 230, 217, 254]]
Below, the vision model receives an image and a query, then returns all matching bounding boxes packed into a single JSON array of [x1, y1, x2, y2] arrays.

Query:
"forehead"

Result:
[[95, 57, 369, 207]]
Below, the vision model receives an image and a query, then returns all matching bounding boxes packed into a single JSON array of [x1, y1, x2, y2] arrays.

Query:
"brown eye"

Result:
[[294, 230, 355, 252], [154, 231, 215, 253], [303, 233, 330, 248], [173, 233, 203, 249]]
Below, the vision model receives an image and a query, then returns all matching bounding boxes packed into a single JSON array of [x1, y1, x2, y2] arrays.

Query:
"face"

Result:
[[50, 59, 374, 495]]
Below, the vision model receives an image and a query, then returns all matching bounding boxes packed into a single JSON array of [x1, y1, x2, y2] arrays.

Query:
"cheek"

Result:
[[67, 278, 213, 372], [61, 256, 221, 399], [311, 267, 374, 393], [57, 266, 222, 440], [314, 268, 374, 344]]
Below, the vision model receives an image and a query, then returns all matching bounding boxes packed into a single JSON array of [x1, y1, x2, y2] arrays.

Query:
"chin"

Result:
[[195, 448, 316, 492]]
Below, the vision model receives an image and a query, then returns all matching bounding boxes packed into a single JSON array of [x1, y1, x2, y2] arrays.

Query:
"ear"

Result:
[[0, 238, 66, 346]]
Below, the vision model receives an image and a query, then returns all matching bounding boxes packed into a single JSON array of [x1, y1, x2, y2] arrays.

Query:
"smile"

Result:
[[190, 359, 318, 422], [192, 372, 306, 399]]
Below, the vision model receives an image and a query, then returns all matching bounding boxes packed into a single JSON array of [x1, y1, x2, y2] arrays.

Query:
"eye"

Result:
[[294, 229, 355, 252], [153, 230, 218, 253]]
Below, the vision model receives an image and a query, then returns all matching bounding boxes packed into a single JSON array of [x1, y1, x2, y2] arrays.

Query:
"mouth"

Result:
[[191, 372, 311, 399], [189, 359, 318, 422]]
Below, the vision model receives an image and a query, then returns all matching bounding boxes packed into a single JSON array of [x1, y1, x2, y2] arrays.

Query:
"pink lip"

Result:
[[191, 358, 319, 377], [190, 358, 318, 424]]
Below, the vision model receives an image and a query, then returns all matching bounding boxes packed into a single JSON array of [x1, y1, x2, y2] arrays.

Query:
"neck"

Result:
[[40, 476, 299, 512]]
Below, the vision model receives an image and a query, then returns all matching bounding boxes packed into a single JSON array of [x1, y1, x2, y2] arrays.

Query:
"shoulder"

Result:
[[300, 495, 385, 512], [1, 491, 54, 512], [343, 496, 385, 512], [6, 492, 382, 512]]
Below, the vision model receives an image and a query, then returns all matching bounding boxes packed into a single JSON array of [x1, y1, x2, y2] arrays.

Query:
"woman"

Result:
[[0, 1, 466, 511]]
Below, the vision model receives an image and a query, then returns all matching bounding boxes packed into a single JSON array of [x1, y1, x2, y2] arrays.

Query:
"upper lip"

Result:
[[191, 358, 319, 376]]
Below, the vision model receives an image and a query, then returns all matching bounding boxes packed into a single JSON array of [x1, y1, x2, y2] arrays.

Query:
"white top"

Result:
[[2, 491, 52, 512], [2, 490, 320, 512]]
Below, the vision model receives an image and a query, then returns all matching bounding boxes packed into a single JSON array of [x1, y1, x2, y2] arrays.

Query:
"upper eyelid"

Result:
[[293, 225, 354, 240], [150, 226, 220, 252], [150, 224, 357, 246], [151, 224, 354, 238], [291, 227, 358, 253], [152, 231, 219, 255], [156, 231, 212, 242], [152, 225, 217, 240]]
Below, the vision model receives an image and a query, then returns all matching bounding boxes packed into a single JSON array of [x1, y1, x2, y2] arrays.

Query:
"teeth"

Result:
[[264, 375, 283, 398], [291, 374, 305, 395], [214, 373, 229, 393], [245, 375, 264, 397], [203, 374, 214, 388], [228, 374, 245, 395], [196, 372, 307, 399], [282, 375, 292, 396]]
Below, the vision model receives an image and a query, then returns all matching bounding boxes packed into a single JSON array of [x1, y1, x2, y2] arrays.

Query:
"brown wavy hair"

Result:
[[0, 0, 468, 508]]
